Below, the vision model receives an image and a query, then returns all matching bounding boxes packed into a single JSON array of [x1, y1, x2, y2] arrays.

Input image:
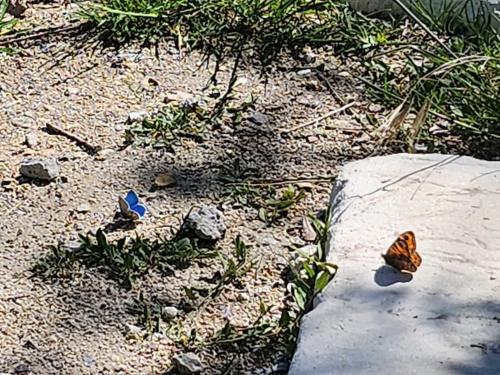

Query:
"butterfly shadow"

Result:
[[102, 213, 138, 233], [374, 265, 413, 287]]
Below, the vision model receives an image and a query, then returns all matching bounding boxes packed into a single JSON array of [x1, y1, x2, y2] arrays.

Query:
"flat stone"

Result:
[[173, 352, 203, 374], [290, 154, 500, 375], [184, 205, 226, 241], [20, 157, 60, 181]]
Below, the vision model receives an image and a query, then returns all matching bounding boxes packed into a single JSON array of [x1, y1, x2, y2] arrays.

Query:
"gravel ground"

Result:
[[0, 3, 389, 374]]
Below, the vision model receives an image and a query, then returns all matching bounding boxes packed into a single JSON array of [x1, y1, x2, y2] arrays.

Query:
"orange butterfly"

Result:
[[382, 231, 422, 272]]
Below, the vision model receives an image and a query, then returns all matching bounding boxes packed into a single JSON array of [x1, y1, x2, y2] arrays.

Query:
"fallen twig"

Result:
[[315, 70, 347, 106], [281, 102, 356, 134], [45, 123, 101, 154], [226, 175, 336, 186], [0, 24, 81, 46]]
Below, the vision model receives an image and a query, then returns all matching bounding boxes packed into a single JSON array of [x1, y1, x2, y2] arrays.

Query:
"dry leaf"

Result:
[[153, 173, 176, 188], [301, 216, 317, 242], [407, 100, 430, 153], [376, 101, 411, 146]]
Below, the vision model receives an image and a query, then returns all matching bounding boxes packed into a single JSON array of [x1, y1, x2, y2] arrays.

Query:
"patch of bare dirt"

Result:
[[0, 4, 384, 374]]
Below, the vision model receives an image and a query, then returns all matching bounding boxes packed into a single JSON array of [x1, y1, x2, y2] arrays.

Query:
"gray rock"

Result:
[[163, 306, 180, 319], [25, 133, 38, 148], [128, 110, 148, 123], [173, 352, 203, 374], [20, 158, 59, 181], [82, 354, 95, 368], [290, 154, 500, 375], [184, 206, 226, 241], [14, 363, 30, 374], [248, 111, 270, 125]]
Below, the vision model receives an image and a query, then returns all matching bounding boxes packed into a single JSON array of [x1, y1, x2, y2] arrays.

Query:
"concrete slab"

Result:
[[290, 154, 500, 375]]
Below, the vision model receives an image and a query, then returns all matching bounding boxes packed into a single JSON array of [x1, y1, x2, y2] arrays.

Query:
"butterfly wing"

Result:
[[129, 203, 147, 220], [119, 190, 146, 220], [383, 231, 421, 272], [118, 195, 131, 216], [382, 252, 418, 272], [124, 190, 139, 206]]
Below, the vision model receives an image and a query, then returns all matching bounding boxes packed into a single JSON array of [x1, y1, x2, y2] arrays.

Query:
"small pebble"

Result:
[[163, 306, 180, 319], [248, 111, 270, 126], [307, 135, 319, 144], [14, 363, 30, 374], [128, 110, 148, 123], [95, 148, 115, 161], [297, 69, 312, 76], [82, 354, 96, 368], [25, 133, 38, 148], [65, 87, 79, 95], [76, 204, 91, 213]]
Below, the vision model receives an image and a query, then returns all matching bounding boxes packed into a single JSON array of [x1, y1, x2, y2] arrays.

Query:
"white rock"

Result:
[[297, 69, 312, 76], [163, 306, 180, 319], [128, 110, 148, 123], [25, 133, 38, 148], [76, 204, 91, 213], [290, 154, 500, 374], [20, 157, 60, 181]]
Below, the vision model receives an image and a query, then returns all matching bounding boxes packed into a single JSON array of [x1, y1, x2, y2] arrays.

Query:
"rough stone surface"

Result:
[[184, 206, 226, 241], [290, 154, 500, 375], [173, 352, 204, 374], [19, 157, 60, 181]]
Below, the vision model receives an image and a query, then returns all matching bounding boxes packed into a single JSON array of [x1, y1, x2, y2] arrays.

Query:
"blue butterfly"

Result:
[[118, 190, 147, 220]]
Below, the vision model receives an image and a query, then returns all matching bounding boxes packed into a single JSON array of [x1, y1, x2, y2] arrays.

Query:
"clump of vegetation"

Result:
[[206, 211, 337, 365], [32, 229, 217, 288], [224, 182, 306, 224], [125, 104, 209, 149], [0, 0, 19, 54], [79, 0, 342, 62], [81, 0, 500, 157]]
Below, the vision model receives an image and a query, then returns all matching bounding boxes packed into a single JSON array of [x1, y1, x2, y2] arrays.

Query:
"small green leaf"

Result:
[[293, 285, 308, 310], [258, 207, 268, 222], [314, 270, 333, 293]]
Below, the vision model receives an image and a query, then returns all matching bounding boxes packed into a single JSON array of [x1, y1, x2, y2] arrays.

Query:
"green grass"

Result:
[[125, 104, 209, 149], [32, 229, 217, 288], [80, 0, 500, 157]]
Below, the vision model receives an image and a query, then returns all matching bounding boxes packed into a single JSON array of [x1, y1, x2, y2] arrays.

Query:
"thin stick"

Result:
[[0, 24, 81, 46], [281, 102, 356, 134], [45, 123, 101, 154], [226, 175, 336, 186], [315, 70, 346, 105]]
